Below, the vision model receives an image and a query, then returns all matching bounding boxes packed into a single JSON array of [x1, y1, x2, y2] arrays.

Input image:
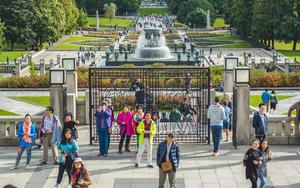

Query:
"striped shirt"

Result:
[[43, 115, 54, 132]]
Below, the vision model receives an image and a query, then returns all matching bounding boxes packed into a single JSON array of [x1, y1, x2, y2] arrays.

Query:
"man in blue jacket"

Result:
[[252, 103, 268, 141], [156, 133, 180, 188], [95, 102, 111, 157], [261, 89, 271, 112]]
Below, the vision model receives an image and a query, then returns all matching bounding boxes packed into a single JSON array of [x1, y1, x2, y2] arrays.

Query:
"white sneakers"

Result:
[[53, 184, 71, 188]]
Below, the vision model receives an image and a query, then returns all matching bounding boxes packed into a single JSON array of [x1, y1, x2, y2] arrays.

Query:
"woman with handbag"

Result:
[[156, 133, 180, 188], [53, 128, 79, 188], [10, 114, 36, 170]]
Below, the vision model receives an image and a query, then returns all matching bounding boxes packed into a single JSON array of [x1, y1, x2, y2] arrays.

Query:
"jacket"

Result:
[[17, 123, 36, 148], [252, 112, 268, 136], [117, 111, 134, 136], [71, 165, 92, 188], [243, 148, 262, 179], [169, 110, 181, 122], [38, 115, 62, 144], [156, 140, 180, 172], [137, 120, 156, 145], [58, 139, 79, 163], [207, 104, 226, 126], [261, 92, 270, 103], [95, 109, 111, 129]]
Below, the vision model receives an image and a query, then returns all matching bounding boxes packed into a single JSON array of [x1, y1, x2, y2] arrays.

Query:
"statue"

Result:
[[288, 102, 300, 135]]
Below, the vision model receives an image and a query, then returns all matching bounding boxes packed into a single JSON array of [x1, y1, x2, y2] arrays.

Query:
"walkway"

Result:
[[1, 126, 300, 188]]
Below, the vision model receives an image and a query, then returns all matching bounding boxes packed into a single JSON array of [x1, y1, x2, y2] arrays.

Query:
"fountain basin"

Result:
[[135, 46, 172, 59]]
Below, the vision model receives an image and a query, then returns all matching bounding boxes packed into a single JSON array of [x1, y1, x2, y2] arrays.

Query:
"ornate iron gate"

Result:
[[89, 67, 210, 144], [232, 85, 237, 148]]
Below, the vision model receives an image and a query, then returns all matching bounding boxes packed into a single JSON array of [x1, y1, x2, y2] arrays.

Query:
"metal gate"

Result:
[[89, 67, 210, 144], [232, 85, 237, 148]]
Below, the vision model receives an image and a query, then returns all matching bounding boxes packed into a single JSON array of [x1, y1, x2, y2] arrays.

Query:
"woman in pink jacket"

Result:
[[117, 105, 133, 154]]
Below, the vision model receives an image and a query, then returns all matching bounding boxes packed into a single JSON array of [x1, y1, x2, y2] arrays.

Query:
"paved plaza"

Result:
[[0, 126, 300, 188]]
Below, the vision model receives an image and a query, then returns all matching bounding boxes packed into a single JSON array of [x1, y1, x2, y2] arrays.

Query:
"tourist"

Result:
[[135, 112, 156, 168], [160, 112, 169, 133], [169, 106, 182, 134], [243, 139, 263, 188], [133, 105, 144, 151], [261, 89, 270, 112], [53, 129, 79, 188], [38, 106, 62, 165], [156, 133, 180, 188], [252, 103, 268, 142], [207, 97, 225, 157], [70, 158, 92, 188], [95, 102, 111, 157], [269, 90, 278, 114], [104, 99, 114, 149], [220, 100, 231, 142], [117, 105, 133, 154], [258, 140, 272, 188], [11, 114, 36, 170], [63, 112, 79, 141], [181, 97, 197, 134]]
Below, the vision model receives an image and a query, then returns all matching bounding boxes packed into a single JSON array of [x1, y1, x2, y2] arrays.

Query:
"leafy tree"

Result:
[[208, 0, 224, 14], [77, 8, 89, 28], [59, 0, 79, 33], [113, 0, 140, 15], [104, 3, 117, 25], [187, 7, 207, 28], [0, 19, 5, 51]]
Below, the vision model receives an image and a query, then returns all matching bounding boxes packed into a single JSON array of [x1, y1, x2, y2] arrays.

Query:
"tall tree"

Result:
[[59, 0, 79, 33], [186, 7, 207, 28], [113, 0, 140, 15], [0, 19, 5, 51], [77, 8, 89, 28], [104, 3, 117, 25]]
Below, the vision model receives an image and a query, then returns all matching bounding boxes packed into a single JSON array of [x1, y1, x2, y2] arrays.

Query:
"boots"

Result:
[[125, 136, 131, 152], [118, 139, 124, 154]]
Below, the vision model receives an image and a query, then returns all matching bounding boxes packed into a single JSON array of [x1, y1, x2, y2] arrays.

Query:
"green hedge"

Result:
[[137, 8, 168, 15]]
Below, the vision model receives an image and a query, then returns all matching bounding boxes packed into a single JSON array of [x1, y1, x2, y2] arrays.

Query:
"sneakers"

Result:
[[147, 165, 154, 168], [39, 162, 47, 166], [125, 148, 131, 152], [52, 183, 59, 188], [118, 150, 123, 154], [10, 166, 18, 170], [25, 164, 29, 170], [103, 154, 108, 157], [135, 163, 139, 168]]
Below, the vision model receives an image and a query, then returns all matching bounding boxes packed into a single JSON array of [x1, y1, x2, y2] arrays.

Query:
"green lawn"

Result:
[[0, 109, 17, 116], [53, 43, 81, 50], [250, 95, 293, 107], [208, 36, 243, 42], [280, 50, 300, 61], [0, 51, 28, 63], [213, 17, 228, 28], [87, 17, 133, 28], [64, 35, 99, 43], [137, 8, 168, 15], [10, 96, 50, 107], [216, 43, 252, 48], [282, 111, 296, 116], [274, 41, 300, 51]]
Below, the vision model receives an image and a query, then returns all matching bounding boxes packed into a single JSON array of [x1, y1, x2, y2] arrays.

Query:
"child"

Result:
[[63, 112, 79, 140], [258, 140, 272, 188], [243, 139, 263, 188], [71, 158, 91, 188]]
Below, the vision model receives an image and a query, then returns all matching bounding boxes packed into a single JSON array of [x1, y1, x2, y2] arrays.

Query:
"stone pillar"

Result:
[[57, 55, 61, 67], [67, 93, 77, 120], [50, 85, 67, 123], [251, 59, 256, 68], [206, 10, 210, 29], [40, 62, 45, 76], [15, 62, 21, 76], [28, 53, 32, 64], [85, 90, 90, 125], [96, 10, 99, 32], [224, 70, 233, 94], [50, 60, 54, 68], [235, 83, 250, 145], [284, 63, 290, 73], [66, 71, 78, 97], [273, 51, 278, 65], [259, 63, 265, 71]]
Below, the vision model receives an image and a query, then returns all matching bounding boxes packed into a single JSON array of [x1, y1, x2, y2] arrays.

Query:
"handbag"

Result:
[[161, 161, 172, 172]]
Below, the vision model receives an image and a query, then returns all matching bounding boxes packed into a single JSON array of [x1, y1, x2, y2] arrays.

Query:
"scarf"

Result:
[[23, 122, 31, 143], [71, 168, 81, 185]]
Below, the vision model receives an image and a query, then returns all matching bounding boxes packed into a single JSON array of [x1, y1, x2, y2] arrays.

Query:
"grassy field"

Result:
[[10, 96, 50, 107], [137, 8, 168, 15], [216, 43, 252, 48], [250, 95, 293, 107], [280, 50, 300, 61], [64, 35, 99, 43], [0, 51, 28, 63], [208, 36, 243, 42], [0, 109, 17, 116], [87, 17, 133, 28], [213, 17, 228, 28], [53, 44, 81, 50], [274, 41, 300, 51]]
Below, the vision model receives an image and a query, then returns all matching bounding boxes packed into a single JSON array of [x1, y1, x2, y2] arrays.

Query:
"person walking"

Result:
[[53, 129, 79, 188], [135, 112, 156, 168], [63, 112, 79, 141], [38, 106, 62, 165], [95, 102, 111, 157], [269, 90, 278, 114], [207, 97, 225, 157], [243, 139, 263, 188], [156, 133, 180, 188], [117, 105, 133, 154], [71, 158, 92, 188], [11, 114, 36, 170], [261, 90, 270, 112], [258, 140, 272, 188], [252, 103, 268, 142], [133, 105, 144, 151], [169, 106, 182, 134], [220, 100, 231, 142]]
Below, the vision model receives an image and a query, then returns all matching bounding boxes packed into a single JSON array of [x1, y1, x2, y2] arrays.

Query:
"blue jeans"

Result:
[[259, 175, 266, 188], [98, 128, 109, 155], [211, 126, 222, 153], [15, 146, 32, 166]]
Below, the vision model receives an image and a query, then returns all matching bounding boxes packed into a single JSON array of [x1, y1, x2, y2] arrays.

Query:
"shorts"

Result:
[[223, 121, 230, 129], [270, 102, 276, 110]]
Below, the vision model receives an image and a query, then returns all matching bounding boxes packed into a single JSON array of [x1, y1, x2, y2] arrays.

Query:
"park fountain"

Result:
[[134, 28, 172, 59]]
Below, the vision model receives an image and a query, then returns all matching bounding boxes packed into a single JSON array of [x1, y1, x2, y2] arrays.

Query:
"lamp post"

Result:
[[57, 55, 61, 67], [259, 58, 266, 71], [284, 59, 290, 73], [232, 66, 251, 147], [224, 56, 238, 94], [50, 68, 67, 123], [40, 59, 45, 76]]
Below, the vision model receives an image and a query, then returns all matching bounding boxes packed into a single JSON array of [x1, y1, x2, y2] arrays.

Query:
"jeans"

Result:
[[56, 156, 73, 184], [15, 146, 32, 166], [211, 125, 222, 153], [159, 168, 176, 188], [98, 128, 109, 155], [259, 175, 266, 188]]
